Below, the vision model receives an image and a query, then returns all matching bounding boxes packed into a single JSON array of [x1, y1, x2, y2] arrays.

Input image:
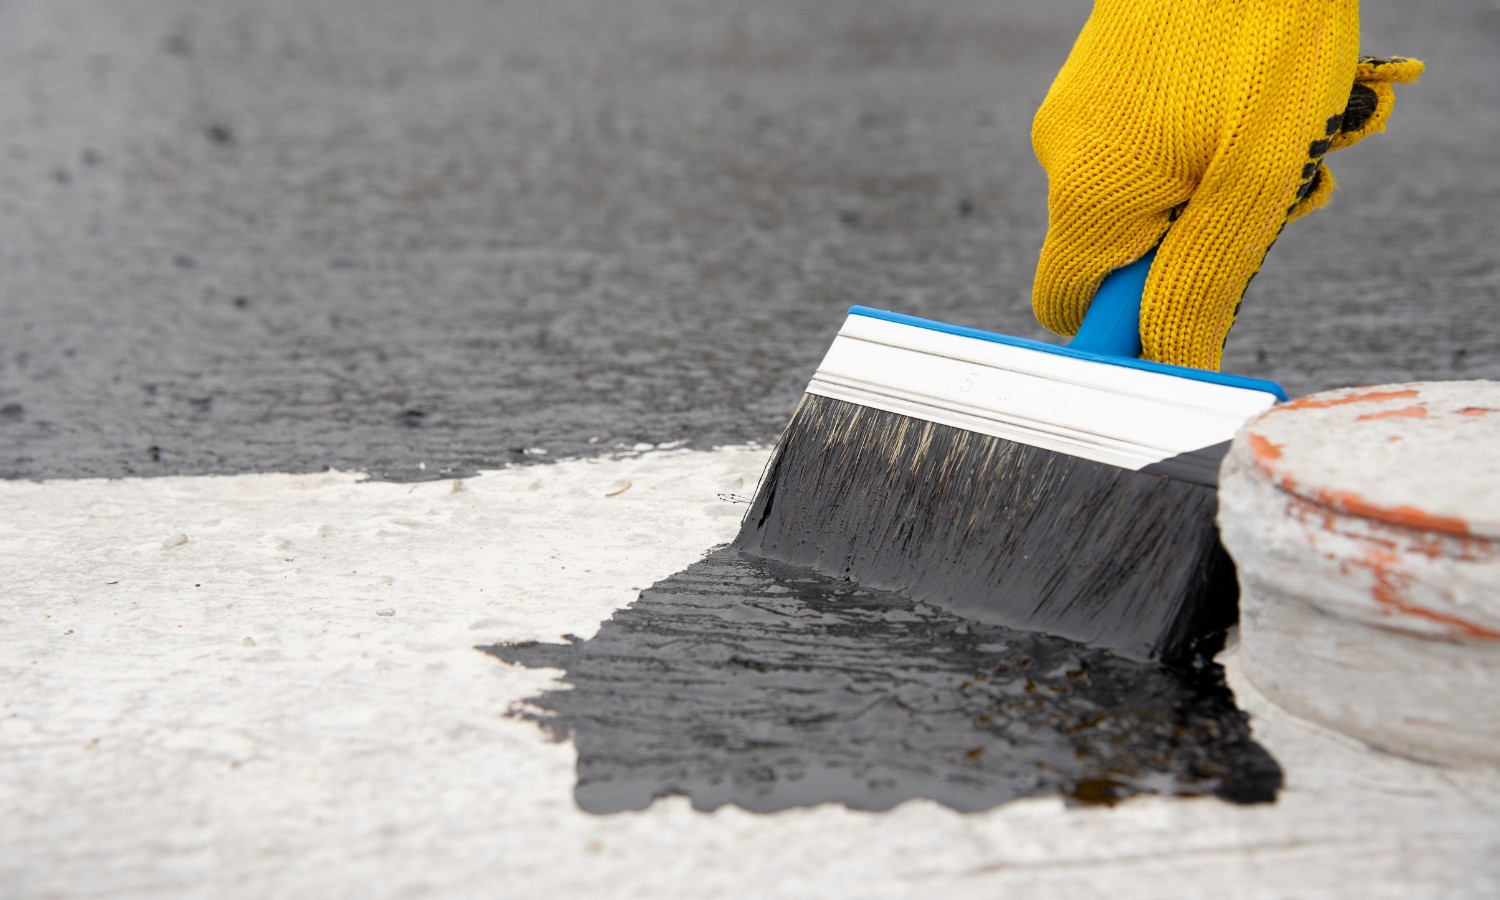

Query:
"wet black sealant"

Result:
[[485, 548, 1280, 815]]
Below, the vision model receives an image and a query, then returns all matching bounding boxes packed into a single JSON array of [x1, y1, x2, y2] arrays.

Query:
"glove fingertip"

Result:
[[1286, 163, 1335, 223], [1031, 251, 1090, 338], [1033, 222, 1168, 338], [1331, 78, 1399, 152], [1356, 55, 1425, 84]]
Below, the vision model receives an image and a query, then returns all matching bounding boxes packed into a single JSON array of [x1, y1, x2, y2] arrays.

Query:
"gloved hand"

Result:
[[1031, 0, 1422, 370]]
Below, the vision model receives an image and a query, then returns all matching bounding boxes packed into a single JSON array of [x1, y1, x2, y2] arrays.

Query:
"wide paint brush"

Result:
[[734, 253, 1286, 663]]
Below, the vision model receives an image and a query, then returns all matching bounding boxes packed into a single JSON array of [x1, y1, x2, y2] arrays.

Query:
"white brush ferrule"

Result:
[[805, 312, 1282, 486]]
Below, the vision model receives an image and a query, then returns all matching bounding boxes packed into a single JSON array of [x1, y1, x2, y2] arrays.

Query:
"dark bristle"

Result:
[[733, 394, 1238, 664]]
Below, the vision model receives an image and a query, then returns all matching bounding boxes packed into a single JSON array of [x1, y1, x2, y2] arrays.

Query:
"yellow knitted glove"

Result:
[[1031, 0, 1423, 370]]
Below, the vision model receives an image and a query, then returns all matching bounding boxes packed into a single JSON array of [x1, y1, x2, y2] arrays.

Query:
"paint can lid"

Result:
[[1224, 382, 1500, 766], [1242, 381, 1500, 541]]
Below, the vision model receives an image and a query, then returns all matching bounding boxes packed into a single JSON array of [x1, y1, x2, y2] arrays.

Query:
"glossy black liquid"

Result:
[[484, 549, 1280, 814]]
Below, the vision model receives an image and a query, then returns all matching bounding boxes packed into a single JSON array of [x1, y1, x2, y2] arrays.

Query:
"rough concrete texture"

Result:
[[4, 450, 1499, 898], [1, 0, 1497, 480], [1219, 381, 1500, 767]]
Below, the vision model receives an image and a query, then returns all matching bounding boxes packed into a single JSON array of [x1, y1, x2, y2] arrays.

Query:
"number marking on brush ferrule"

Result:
[[806, 313, 1282, 486]]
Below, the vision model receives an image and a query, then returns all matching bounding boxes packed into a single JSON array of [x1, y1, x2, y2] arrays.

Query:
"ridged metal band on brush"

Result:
[[804, 313, 1282, 486]]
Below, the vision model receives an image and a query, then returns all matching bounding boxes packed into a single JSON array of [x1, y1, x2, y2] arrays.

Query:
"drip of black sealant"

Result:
[[483, 548, 1281, 815]]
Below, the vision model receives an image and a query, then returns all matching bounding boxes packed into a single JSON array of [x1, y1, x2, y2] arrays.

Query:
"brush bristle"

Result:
[[733, 394, 1238, 663]]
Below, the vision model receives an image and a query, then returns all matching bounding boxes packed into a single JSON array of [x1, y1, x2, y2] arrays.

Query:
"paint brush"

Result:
[[734, 253, 1286, 663]]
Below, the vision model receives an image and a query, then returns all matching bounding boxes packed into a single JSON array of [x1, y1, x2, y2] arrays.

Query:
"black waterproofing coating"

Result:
[[487, 549, 1281, 814]]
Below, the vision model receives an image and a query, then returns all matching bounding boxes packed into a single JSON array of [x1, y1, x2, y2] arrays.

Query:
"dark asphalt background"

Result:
[[2, 0, 1496, 481]]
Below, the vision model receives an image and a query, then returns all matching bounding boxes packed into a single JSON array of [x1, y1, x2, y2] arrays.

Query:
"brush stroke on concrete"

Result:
[[488, 548, 1280, 814]]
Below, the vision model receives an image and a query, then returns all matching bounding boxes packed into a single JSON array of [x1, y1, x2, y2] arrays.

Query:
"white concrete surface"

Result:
[[1220, 382, 1500, 767], [5, 447, 1500, 898]]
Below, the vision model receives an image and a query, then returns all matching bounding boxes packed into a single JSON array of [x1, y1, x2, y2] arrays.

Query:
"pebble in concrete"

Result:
[[1218, 381, 1500, 767]]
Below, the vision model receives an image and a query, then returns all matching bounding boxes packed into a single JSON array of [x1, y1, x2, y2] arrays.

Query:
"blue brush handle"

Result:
[[1068, 248, 1157, 358]]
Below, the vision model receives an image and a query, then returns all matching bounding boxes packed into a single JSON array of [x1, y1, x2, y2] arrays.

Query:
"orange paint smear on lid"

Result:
[[1316, 486, 1470, 537], [1279, 388, 1420, 412], [1247, 433, 1284, 465], [1355, 406, 1428, 422], [1362, 549, 1500, 641]]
